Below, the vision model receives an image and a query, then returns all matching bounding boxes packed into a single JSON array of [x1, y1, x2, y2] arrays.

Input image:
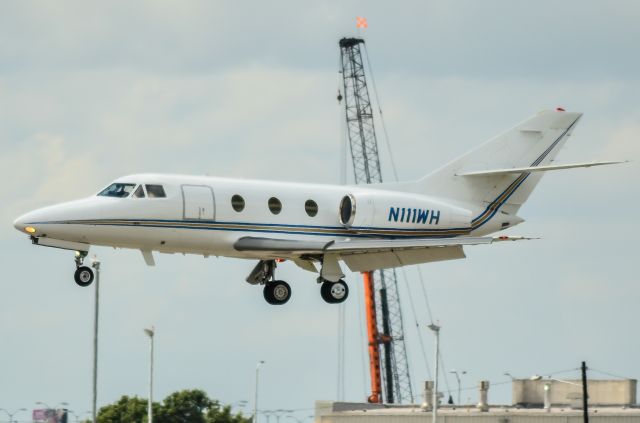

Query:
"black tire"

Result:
[[263, 280, 291, 305], [74, 266, 94, 287], [320, 280, 349, 304]]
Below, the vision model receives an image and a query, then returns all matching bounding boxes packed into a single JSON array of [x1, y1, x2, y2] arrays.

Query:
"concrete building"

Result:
[[315, 379, 639, 423], [513, 379, 637, 407], [315, 402, 640, 423]]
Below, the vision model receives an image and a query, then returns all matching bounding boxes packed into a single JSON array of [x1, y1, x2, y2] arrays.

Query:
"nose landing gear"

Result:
[[73, 251, 94, 287]]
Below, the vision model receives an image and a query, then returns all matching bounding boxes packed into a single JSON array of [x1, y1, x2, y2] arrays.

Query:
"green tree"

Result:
[[97, 395, 156, 423], [159, 389, 250, 423], [205, 402, 250, 423], [96, 390, 250, 423], [158, 389, 213, 423]]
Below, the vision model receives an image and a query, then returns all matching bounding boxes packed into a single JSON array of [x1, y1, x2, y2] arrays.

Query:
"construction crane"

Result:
[[338, 37, 413, 404]]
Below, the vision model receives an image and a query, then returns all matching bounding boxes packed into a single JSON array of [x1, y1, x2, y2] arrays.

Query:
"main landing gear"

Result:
[[320, 279, 349, 304], [246, 260, 291, 306], [73, 251, 94, 287], [245, 258, 349, 305], [263, 280, 292, 305]]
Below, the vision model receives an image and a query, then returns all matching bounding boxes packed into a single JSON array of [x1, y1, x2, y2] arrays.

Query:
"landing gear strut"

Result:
[[74, 251, 94, 287], [245, 257, 350, 305]]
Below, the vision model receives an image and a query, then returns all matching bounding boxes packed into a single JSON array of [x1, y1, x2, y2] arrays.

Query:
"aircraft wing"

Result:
[[234, 235, 532, 272]]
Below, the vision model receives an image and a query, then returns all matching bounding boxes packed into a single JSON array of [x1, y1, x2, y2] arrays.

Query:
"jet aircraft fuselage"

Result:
[[14, 110, 620, 305]]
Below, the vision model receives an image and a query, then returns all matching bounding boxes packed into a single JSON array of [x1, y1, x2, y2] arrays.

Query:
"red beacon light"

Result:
[[556, 107, 566, 112]]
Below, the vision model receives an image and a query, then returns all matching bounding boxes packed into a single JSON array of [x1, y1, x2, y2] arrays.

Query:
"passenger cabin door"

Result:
[[182, 185, 215, 220]]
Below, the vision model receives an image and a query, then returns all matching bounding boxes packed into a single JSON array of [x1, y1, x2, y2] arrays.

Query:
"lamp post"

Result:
[[427, 323, 440, 423], [253, 361, 265, 423], [0, 408, 27, 423], [144, 326, 155, 423], [68, 408, 91, 423], [503, 371, 515, 381], [67, 409, 81, 423], [35, 401, 52, 409], [231, 400, 248, 411], [449, 369, 466, 405], [91, 257, 101, 423]]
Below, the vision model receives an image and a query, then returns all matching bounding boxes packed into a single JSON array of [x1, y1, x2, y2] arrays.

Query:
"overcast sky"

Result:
[[1, 1, 639, 421]]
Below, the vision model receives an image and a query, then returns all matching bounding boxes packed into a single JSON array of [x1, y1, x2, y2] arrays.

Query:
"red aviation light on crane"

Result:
[[556, 107, 566, 112], [356, 16, 368, 29]]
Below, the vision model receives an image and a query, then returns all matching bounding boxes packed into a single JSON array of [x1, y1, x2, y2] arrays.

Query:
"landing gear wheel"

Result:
[[320, 280, 349, 304], [74, 266, 95, 287], [263, 280, 291, 305]]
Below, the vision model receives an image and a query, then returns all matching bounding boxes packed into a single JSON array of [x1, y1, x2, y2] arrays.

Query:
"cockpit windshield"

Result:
[[98, 183, 137, 198]]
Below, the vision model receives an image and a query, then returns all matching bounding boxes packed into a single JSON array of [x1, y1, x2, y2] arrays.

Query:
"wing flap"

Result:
[[341, 246, 466, 272], [326, 236, 493, 254], [234, 237, 333, 254]]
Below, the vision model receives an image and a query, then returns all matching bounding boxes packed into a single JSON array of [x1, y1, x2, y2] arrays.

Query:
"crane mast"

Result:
[[338, 37, 413, 404]]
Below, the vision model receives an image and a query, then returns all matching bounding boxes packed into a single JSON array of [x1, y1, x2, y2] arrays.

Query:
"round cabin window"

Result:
[[268, 197, 282, 215], [305, 199, 318, 217], [231, 194, 245, 212]]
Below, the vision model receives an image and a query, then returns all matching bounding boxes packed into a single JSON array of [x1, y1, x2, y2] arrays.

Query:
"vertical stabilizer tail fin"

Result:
[[411, 110, 583, 216]]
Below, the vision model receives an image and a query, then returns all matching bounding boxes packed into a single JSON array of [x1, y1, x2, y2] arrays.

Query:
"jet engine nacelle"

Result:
[[338, 191, 471, 232]]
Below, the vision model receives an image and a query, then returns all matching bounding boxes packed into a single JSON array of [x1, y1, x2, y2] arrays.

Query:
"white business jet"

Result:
[[14, 110, 621, 305]]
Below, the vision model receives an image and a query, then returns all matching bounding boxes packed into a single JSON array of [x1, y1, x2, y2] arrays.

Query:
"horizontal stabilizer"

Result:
[[456, 161, 625, 177]]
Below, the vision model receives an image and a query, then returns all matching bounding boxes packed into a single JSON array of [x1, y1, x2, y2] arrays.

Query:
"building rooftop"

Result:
[[316, 401, 640, 418]]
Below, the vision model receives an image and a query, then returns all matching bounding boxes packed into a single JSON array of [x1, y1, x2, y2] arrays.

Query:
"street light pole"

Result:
[[91, 257, 101, 423], [67, 409, 81, 423], [254, 360, 265, 423], [450, 369, 466, 405], [144, 327, 155, 423], [428, 323, 440, 423], [0, 408, 27, 423]]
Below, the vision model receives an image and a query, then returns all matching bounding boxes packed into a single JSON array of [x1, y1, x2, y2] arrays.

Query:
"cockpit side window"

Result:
[[133, 185, 146, 198], [146, 185, 166, 198], [98, 183, 136, 198]]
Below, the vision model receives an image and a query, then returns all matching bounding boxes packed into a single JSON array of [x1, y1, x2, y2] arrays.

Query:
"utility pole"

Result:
[[428, 324, 440, 423], [91, 258, 100, 423], [581, 361, 589, 423], [339, 36, 413, 404], [144, 327, 155, 423], [254, 361, 265, 423]]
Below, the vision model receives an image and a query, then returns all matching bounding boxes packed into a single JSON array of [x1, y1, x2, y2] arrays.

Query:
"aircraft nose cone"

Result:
[[13, 211, 39, 234], [13, 214, 26, 231]]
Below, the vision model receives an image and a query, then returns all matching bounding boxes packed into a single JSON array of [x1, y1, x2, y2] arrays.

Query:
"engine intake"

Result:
[[337, 191, 471, 232], [339, 194, 356, 227]]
